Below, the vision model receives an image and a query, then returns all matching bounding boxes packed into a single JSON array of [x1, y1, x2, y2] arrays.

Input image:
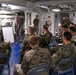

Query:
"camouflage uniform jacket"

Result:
[[62, 19, 71, 26], [45, 20, 52, 27], [71, 35, 76, 45], [51, 44, 75, 71], [21, 34, 34, 62], [33, 18, 39, 34], [33, 18, 39, 28], [22, 34, 33, 51], [21, 47, 51, 75], [0, 42, 11, 64], [39, 32, 52, 47], [12, 19, 21, 32]]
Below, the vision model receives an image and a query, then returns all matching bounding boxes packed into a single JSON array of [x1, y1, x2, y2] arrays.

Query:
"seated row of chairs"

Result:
[[28, 57, 75, 75], [0, 52, 76, 75], [0, 35, 75, 75], [0, 53, 10, 75]]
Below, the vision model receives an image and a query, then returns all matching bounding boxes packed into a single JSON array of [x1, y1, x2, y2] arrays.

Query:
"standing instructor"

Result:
[[12, 15, 21, 44]]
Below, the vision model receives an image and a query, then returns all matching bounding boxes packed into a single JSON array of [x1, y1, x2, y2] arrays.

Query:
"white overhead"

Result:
[[52, 9, 60, 12], [36, 0, 76, 5], [0, 0, 37, 8], [0, 0, 76, 12]]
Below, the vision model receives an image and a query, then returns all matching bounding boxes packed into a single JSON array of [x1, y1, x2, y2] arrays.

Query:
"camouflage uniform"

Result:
[[45, 21, 52, 27], [49, 47, 59, 56], [33, 18, 39, 34], [71, 35, 76, 45], [14, 47, 51, 75], [20, 34, 34, 62], [55, 29, 63, 44], [58, 29, 63, 39], [39, 31, 52, 47], [62, 19, 71, 26], [45, 21, 52, 32], [51, 44, 75, 71], [0, 42, 11, 64], [12, 19, 21, 43]]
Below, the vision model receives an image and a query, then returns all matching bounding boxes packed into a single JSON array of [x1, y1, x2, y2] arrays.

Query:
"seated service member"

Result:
[[0, 41, 11, 73], [55, 25, 68, 44], [39, 25, 52, 47], [14, 35, 51, 75], [20, 27, 35, 62], [51, 31, 75, 71], [70, 22, 74, 27], [0, 41, 11, 63], [69, 26, 76, 44]]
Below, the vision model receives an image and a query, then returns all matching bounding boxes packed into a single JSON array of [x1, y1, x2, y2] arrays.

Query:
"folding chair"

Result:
[[27, 64, 50, 75], [0, 53, 10, 75], [52, 57, 75, 75]]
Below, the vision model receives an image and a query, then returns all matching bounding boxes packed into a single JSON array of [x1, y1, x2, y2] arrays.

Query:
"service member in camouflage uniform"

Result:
[[45, 16, 52, 32], [12, 15, 21, 44], [33, 15, 39, 34], [62, 15, 71, 27], [0, 41, 11, 61], [39, 25, 52, 47], [69, 26, 76, 45], [50, 31, 75, 71], [0, 41, 11, 73], [55, 25, 69, 44], [14, 35, 51, 75], [20, 27, 35, 62]]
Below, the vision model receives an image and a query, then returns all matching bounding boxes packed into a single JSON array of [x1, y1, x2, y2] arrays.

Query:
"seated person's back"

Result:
[[0, 41, 11, 64], [69, 26, 76, 45], [39, 25, 52, 47], [14, 35, 51, 75], [22, 35, 51, 74], [22, 27, 35, 51], [21, 47, 51, 75], [21, 27, 35, 62], [51, 31, 76, 71]]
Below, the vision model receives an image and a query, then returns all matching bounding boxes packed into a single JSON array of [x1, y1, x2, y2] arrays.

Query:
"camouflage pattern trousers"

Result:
[[34, 27, 38, 34], [13, 64, 24, 75]]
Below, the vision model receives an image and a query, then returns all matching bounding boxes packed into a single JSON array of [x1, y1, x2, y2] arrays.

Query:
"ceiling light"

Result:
[[2, 3, 8, 7], [52, 8, 60, 12], [0, 15, 15, 18], [8, 4, 27, 10], [0, 10, 11, 14], [8, 4, 18, 10]]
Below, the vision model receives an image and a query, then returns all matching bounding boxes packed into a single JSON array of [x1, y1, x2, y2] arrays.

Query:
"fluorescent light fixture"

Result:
[[2, 3, 7, 7], [0, 15, 15, 18], [52, 8, 60, 12], [8, 4, 27, 10], [0, 10, 12, 14], [0, 10, 9, 13], [8, 4, 18, 10]]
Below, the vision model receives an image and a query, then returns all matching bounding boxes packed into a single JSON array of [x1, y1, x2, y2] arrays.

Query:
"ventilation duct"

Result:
[[0, 0, 37, 8]]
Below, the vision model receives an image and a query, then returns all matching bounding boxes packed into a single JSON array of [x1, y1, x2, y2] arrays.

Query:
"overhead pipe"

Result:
[[0, 0, 37, 8], [36, 0, 76, 6]]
